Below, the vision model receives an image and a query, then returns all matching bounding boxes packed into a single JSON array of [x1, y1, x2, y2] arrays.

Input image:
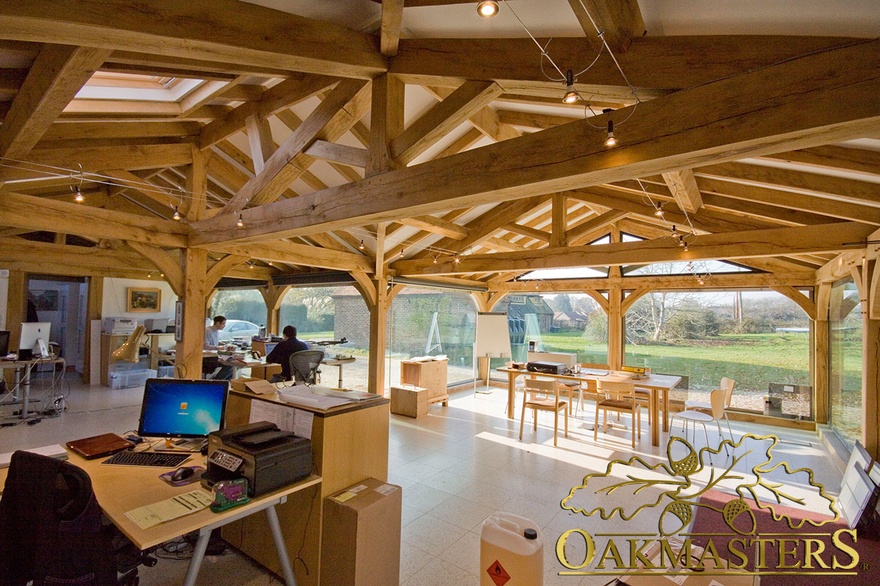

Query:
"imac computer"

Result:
[[19, 322, 51, 359]]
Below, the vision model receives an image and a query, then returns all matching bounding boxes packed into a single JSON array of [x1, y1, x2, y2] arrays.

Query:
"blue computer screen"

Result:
[[137, 378, 228, 439]]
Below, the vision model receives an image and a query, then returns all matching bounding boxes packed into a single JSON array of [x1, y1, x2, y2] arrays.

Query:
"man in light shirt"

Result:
[[203, 316, 234, 380]]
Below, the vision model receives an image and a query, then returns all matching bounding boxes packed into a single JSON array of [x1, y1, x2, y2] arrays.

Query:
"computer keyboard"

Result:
[[102, 450, 191, 467]]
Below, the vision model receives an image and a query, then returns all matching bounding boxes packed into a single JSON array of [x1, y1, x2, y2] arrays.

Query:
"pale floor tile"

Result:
[[0, 375, 845, 585]]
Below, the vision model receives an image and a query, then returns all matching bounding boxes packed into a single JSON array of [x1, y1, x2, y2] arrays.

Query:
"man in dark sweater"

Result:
[[267, 325, 309, 382]]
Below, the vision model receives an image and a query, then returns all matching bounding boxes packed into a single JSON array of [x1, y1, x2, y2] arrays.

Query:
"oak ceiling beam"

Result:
[[0, 44, 110, 159], [199, 74, 338, 149], [567, 0, 644, 54], [697, 161, 880, 208], [390, 35, 857, 91], [761, 145, 880, 177], [210, 241, 373, 273], [425, 85, 520, 142], [502, 222, 551, 243], [190, 39, 880, 247], [39, 121, 200, 143], [496, 271, 816, 293], [0, 0, 386, 79], [567, 209, 628, 243], [102, 169, 176, 208], [304, 140, 369, 168], [390, 80, 502, 165], [394, 222, 873, 276], [0, 143, 193, 183], [380, 0, 404, 57], [126, 241, 184, 296], [395, 215, 469, 240], [662, 169, 703, 213], [0, 190, 188, 247], [222, 79, 370, 213], [693, 176, 880, 225]]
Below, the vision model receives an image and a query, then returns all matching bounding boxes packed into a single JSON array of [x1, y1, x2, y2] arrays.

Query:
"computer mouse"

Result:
[[171, 467, 195, 482]]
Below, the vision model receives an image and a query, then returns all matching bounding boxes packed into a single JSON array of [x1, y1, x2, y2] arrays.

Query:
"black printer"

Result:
[[202, 421, 312, 497], [526, 361, 567, 375]]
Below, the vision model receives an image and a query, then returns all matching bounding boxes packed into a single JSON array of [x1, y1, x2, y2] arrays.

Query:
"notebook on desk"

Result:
[[66, 433, 134, 460]]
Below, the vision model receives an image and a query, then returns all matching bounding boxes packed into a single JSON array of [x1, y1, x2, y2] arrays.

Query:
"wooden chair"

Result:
[[595, 379, 641, 448], [672, 388, 731, 455], [519, 378, 568, 446], [684, 377, 736, 441], [564, 363, 608, 416]]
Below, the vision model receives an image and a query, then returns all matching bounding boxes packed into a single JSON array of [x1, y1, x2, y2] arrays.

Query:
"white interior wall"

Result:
[[101, 278, 177, 321]]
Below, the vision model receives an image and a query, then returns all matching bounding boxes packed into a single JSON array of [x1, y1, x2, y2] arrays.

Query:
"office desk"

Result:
[[322, 356, 355, 387], [0, 449, 321, 586], [498, 368, 681, 447], [224, 389, 390, 586], [0, 356, 65, 419]]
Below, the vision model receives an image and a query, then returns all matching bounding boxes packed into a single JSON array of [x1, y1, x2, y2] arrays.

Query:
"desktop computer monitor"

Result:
[[19, 322, 51, 358], [137, 378, 229, 440]]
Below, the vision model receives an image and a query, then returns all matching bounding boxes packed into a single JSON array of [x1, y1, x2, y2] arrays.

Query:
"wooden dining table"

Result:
[[497, 367, 682, 447]]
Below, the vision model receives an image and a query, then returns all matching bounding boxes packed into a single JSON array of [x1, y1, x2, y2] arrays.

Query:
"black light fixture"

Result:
[[73, 186, 84, 203], [654, 203, 664, 217], [603, 109, 618, 147], [237, 213, 244, 227], [172, 205, 181, 221], [562, 69, 580, 104], [477, 1, 499, 18]]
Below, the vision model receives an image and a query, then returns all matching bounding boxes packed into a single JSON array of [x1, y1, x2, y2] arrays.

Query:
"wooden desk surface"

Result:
[[0, 450, 321, 551]]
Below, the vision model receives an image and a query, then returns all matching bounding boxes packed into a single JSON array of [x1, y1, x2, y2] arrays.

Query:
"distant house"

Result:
[[495, 294, 555, 331], [553, 310, 588, 330]]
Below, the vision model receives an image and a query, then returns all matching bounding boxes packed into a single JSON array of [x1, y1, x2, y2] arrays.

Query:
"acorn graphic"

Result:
[[659, 499, 693, 536], [722, 498, 757, 535], [667, 437, 699, 477]]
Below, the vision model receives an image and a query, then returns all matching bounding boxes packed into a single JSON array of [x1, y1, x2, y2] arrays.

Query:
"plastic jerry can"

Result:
[[480, 512, 543, 585]]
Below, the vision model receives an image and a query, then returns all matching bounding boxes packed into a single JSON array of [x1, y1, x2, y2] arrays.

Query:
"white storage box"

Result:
[[109, 368, 157, 389], [157, 365, 174, 377]]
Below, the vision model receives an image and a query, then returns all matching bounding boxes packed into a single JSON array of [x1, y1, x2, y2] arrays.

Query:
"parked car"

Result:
[[217, 319, 261, 341]]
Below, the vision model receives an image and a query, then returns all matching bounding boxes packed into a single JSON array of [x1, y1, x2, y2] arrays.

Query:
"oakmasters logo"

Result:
[[555, 434, 860, 579]]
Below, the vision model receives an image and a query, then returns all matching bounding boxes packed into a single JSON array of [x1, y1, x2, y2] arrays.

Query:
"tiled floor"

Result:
[[1, 371, 844, 585]]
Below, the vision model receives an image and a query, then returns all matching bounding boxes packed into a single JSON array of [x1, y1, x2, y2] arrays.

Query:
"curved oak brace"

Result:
[[584, 290, 609, 313], [620, 287, 651, 314], [260, 283, 289, 334], [206, 254, 248, 290], [351, 271, 377, 308], [126, 241, 184, 297], [770, 285, 817, 321]]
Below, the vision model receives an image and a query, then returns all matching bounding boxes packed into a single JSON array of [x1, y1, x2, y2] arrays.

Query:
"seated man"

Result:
[[203, 315, 234, 380], [266, 325, 309, 382]]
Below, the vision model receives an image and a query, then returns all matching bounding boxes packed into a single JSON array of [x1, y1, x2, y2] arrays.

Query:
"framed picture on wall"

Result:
[[127, 287, 161, 312]]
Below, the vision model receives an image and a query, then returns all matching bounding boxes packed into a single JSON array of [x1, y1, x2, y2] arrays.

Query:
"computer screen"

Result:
[[137, 378, 228, 439], [19, 322, 50, 354]]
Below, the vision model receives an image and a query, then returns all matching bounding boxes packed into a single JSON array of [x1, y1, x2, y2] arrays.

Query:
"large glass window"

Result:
[[388, 287, 477, 388], [208, 289, 267, 342], [624, 289, 812, 416], [495, 293, 609, 365], [829, 278, 862, 447], [280, 286, 369, 392]]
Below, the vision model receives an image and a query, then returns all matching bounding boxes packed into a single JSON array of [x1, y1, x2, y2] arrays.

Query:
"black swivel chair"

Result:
[[0, 451, 155, 586], [289, 349, 324, 385]]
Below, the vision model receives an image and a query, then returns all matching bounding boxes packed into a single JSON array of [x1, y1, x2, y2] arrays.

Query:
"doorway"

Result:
[[27, 276, 88, 372]]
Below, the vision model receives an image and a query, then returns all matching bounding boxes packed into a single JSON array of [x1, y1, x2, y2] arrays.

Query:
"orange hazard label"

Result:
[[486, 560, 510, 586]]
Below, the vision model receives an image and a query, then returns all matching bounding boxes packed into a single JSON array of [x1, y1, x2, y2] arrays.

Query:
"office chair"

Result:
[[290, 349, 324, 385], [0, 450, 155, 586]]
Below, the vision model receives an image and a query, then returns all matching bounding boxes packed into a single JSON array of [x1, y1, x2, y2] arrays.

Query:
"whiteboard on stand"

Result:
[[475, 312, 512, 359]]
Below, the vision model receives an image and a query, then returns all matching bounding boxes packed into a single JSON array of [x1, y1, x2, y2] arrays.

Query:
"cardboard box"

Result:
[[321, 477, 402, 586], [249, 362, 282, 380], [230, 377, 259, 392], [390, 384, 428, 418]]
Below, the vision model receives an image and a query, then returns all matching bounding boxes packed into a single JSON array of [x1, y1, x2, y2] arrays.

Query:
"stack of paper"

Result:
[[0, 444, 67, 468], [124, 489, 213, 529]]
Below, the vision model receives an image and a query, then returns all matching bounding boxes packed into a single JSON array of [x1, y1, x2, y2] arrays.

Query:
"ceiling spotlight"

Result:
[[654, 203, 664, 218], [236, 213, 244, 227], [477, 1, 499, 18], [432, 255, 438, 264], [453, 255, 461, 264], [172, 205, 181, 221], [248, 262, 254, 269], [562, 70, 580, 104], [358, 240, 365, 250], [683, 241, 690, 252], [678, 235, 686, 247], [604, 119, 617, 147], [72, 186, 84, 203]]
